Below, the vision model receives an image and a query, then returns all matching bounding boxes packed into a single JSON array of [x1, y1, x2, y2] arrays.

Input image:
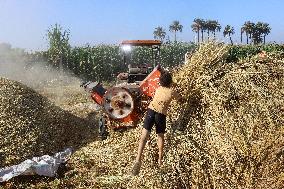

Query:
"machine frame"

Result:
[[83, 40, 162, 139]]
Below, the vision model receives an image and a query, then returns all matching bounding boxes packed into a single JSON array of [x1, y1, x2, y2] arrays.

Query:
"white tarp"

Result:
[[0, 148, 73, 182]]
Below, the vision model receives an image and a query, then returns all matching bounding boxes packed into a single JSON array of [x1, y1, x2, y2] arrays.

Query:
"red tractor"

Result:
[[82, 40, 162, 138]]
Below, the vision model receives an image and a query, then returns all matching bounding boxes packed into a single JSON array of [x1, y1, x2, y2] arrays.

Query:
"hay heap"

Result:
[[64, 42, 284, 189], [0, 78, 96, 167], [166, 42, 284, 188]]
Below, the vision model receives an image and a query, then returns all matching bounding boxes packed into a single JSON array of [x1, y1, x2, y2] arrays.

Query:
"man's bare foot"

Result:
[[132, 161, 142, 176]]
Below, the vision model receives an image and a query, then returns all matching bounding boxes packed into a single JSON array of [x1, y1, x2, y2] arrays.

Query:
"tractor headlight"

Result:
[[122, 45, 131, 52]]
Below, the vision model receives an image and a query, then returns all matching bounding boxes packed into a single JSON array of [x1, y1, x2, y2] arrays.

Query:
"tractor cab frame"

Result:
[[118, 40, 162, 84]]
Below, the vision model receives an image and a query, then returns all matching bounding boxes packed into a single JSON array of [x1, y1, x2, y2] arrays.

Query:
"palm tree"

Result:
[[260, 22, 271, 44], [205, 20, 213, 40], [205, 20, 220, 40], [211, 20, 221, 38], [242, 24, 249, 44], [169, 20, 183, 42], [153, 26, 166, 42], [247, 21, 255, 44], [240, 27, 245, 43], [242, 21, 255, 44], [223, 25, 235, 45], [200, 19, 206, 42], [252, 22, 263, 44], [241, 21, 271, 45], [191, 18, 203, 43]]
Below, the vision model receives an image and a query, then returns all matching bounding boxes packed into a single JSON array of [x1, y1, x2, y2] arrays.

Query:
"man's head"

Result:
[[159, 71, 172, 88]]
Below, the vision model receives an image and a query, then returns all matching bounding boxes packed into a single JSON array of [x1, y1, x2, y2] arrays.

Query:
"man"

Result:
[[132, 71, 182, 176]]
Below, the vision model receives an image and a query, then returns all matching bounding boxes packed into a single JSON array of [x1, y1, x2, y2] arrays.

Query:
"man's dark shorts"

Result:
[[143, 108, 166, 134]]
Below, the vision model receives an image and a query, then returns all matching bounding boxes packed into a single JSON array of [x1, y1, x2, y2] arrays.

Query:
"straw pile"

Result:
[[166, 42, 284, 188], [0, 78, 96, 167], [3, 42, 284, 189]]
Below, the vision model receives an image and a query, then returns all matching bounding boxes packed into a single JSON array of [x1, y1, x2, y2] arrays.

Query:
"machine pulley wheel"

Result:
[[102, 87, 135, 119]]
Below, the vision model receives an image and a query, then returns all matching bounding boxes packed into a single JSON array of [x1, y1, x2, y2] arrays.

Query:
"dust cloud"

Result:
[[0, 43, 82, 89], [0, 43, 85, 104]]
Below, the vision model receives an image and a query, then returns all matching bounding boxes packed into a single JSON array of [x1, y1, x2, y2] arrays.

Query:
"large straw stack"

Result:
[[165, 42, 284, 188], [0, 78, 96, 167]]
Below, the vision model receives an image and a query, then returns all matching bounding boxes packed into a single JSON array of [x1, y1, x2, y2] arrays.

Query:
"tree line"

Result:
[[153, 19, 271, 45], [13, 23, 278, 83]]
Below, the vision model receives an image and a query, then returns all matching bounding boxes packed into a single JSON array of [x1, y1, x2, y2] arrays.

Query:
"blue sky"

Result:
[[0, 0, 283, 50]]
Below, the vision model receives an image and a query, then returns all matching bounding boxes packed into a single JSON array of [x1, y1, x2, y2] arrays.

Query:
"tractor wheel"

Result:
[[98, 114, 109, 140]]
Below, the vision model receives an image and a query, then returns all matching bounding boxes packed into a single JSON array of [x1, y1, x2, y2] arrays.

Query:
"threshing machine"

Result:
[[82, 40, 163, 138]]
